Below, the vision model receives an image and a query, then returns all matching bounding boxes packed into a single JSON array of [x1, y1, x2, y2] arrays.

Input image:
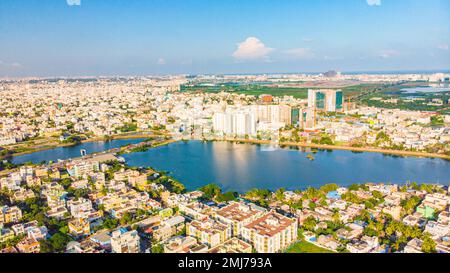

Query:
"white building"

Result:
[[111, 229, 140, 253]]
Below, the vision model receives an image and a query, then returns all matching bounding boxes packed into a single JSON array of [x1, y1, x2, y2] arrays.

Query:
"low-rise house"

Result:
[[12, 221, 48, 241], [302, 231, 316, 242], [368, 184, 398, 195], [295, 208, 315, 225], [68, 218, 91, 238], [437, 211, 450, 225], [89, 230, 112, 250], [0, 205, 22, 224], [46, 205, 69, 219], [355, 190, 373, 200], [128, 173, 148, 190], [0, 224, 14, 243], [16, 237, 40, 253], [329, 199, 347, 210], [152, 215, 185, 242], [66, 240, 104, 253], [384, 195, 401, 206], [436, 241, 450, 253], [346, 204, 364, 218], [163, 236, 198, 253], [346, 236, 379, 253], [382, 205, 402, 221], [424, 221, 450, 239], [402, 213, 427, 228], [111, 228, 140, 253], [421, 193, 449, 211], [10, 188, 35, 203], [71, 179, 89, 189], [316, 234, 340, 251], [336, 223, 364, 240], [314, 207, 334, 222], [404, 238, 423, 253]]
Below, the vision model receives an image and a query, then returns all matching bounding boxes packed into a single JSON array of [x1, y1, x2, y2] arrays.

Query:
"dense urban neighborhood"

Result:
[[0, 155, 449, 253], [1, 74, 449, 163], [0, 73, 449, 253]]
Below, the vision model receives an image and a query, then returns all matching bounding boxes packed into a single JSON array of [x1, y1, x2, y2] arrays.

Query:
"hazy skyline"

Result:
[[0, 0, 449, 77]]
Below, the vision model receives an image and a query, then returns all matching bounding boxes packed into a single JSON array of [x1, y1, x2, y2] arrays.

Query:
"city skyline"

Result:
[[0, 0, 449, 77]]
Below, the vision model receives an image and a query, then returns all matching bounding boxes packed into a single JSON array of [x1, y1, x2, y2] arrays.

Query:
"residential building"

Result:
[[241, 211, 297, 253], [111, 228, 140, 253]]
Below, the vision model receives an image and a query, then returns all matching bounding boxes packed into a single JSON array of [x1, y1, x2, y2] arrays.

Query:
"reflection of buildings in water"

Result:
[[210, 142, 254, 189]]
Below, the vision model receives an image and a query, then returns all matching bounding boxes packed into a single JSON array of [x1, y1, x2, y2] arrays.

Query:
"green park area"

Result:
[[180, 83, 384, 100], [285, 240, 335, 253]]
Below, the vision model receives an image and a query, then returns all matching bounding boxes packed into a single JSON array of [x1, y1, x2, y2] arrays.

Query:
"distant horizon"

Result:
[[1, 69, 450, 80]]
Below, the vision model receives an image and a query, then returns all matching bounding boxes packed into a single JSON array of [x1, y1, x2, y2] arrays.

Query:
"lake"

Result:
[[401, 84, 450, 94], [12, 138, 147, 165], [122, 141, 450, 192]]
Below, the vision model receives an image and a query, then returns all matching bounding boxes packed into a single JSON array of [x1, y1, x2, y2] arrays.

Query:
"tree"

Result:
[[371, 190, 383, 199], [302, 216, 317, 231], [100, 217, 119, 231], [200, 184, 222, 200], [401, 196, 421, 214], [151, 243, 164, 253], [332, 211, 341, 223], [320, 184, 338, 194], [60, 178, 73, 189], [120, 212, 133, 226], [40, 233, 72, 253], [421, 233, 436, 253], [304, 187, 324, 200], [275, 188, 286, 202], [216, 191, 237, 202], [341, 192, 362, 204], [319, 135, 334, 145], [245, 188, 271, 201]]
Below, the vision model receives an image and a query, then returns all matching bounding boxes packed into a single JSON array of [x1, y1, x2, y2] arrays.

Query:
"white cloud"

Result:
[[232, 37, 274, 61], [437, 44, 449, 50], [157, 58, 166, 65], [67, 0, 81, 6], [180, 59, 193, 65], [323, 56, 344, 61], [284, 48, 315, 59], [367, 0, 381, 6], [0, 61, 22, 69], [379, 50, 398, 59]]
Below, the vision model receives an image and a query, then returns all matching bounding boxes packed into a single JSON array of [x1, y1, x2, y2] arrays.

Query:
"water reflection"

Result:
[[123, 141, 450, 192]]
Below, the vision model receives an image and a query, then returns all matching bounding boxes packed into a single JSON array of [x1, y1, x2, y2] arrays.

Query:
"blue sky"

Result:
[[0, 0, 449, 77]]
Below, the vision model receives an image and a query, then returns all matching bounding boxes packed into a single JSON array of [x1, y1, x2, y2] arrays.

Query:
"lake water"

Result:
[[12, 138, 147, 164], [122, 141, 450, 192], [401, 84, 450, 94]]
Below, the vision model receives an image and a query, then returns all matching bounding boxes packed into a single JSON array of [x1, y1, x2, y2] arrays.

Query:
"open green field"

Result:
[[285, 240, 335, 253], [357, 82, 450, 114], [232, 87, 309, 99], [180, 83, 384, 100]]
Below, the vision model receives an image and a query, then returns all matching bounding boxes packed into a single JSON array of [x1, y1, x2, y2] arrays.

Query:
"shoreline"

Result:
[[4, 134, 450, 162], [207, 138, 450, 160], [3, 132, 164, 158]]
